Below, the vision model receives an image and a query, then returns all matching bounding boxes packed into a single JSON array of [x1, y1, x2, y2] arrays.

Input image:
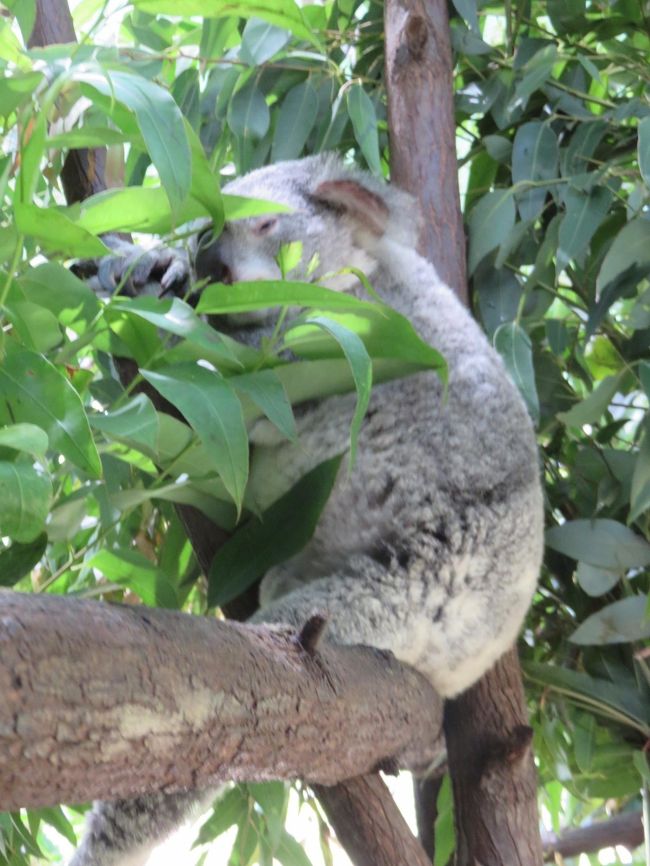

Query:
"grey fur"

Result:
[[71, 154, 543, 866]]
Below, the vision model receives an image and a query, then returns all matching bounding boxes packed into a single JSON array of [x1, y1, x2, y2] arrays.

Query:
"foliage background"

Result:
[[0, 0, 648, 863]]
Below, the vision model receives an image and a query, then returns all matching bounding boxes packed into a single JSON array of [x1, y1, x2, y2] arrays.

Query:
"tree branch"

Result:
[[0, 591, 442, 811], [542, 811, 644, 861], [314, 775, 432, 866]]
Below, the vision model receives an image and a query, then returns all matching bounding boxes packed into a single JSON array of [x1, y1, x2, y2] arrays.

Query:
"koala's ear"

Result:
[[312, 180, 389, 237]]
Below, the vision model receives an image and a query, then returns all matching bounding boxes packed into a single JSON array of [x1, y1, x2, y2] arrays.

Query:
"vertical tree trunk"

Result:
[[384, 1, 543, 864]]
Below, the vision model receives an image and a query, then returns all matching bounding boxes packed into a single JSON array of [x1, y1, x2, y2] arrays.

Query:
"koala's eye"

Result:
[[252, 216, 279, 236]]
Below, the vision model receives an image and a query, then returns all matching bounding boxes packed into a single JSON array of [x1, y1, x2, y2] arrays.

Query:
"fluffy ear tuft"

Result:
[[312, 179, 390, 237]]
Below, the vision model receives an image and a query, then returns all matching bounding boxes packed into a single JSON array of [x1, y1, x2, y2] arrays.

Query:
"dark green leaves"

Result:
[[493, 322, 539, 424], [0, 350, 101, 477], [272, 81, 319, 162], [468, 190, 516, 274], [141, 364, 249, 512], [208, 454, 343, 607], [80, 70, 191, 216], [511, 122, 558, 221], [347, 85, 381, 175]]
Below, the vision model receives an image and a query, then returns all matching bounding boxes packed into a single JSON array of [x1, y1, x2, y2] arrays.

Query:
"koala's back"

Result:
[[252, 268, 543, 697]]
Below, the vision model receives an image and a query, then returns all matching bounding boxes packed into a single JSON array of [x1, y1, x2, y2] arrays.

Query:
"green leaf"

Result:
[[570, 596, 650, 645], [14, 203, 108, 257], [630, 424, 650, 523], [228, 80, 270, 141], [347, 85, 381, 175], [0, 532, 47, 586], [0, 71, 43, 116], [272, 81, 319, 162], [546, 519, 650, 570], [524, 662, 649, 735], [0, 349, 102, 478], [467, 189, 516, 274], [638, 115, 650, 187], [511, 121, 558, 221], [79, 70, 191, 217], [476, 267, 522, 338], [47, 126, 132, 149], [557, 186, 612, 273], [18, 263, 101, 329], [576, 562, 620, 597], [433, 775, 455, 866], [142, 364, 249, 512], [231, 370, 297, 442], [0, 423, 48, 456], [512, 45, 557, 109], [208, 454, 343, 608], [597, 218, 650, 293], [0, 460, 52, 543], [110, 296, 241, 369], [275, 830, 313, 866], [493, 322, 539, 424], [197, 279, 377, 316], [557, 373, 623, 427], [240, 17, 290, 64], [195, 789, 248, 847], [30, 807, 76, 846], [90, 394, 159, 453], [133, 0, 319, 47], [86, 549, 178, 608], [640, 361, 650, 400], [291, 316, 372, 466]]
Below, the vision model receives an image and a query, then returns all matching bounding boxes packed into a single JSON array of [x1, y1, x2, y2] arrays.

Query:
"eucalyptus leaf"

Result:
[[347, 85, 381, 175], [493, 322, 539, 423], [570, 596, 650, 645], [467, 189, 516, 274], [546, 519, 650, 570], [511, 121, 558, 221], [0, 532, 47, 586], [142, 364, 249, 512], [272, 81, 319, 162], [0, 460, 52, 543], [0, 350, 101, 478], [208, 454, 343, 608]]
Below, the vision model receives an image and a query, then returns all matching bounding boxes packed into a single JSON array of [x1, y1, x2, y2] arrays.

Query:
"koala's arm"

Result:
[[68, 789, 217, 866], [73, 235, 191, 298]]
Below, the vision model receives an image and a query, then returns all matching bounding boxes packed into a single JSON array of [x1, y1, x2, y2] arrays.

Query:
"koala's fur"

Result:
[[70, 154, 544, 866]]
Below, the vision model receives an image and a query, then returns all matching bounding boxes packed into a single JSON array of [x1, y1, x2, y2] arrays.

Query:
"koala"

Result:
[[70, 153, 544, 866]]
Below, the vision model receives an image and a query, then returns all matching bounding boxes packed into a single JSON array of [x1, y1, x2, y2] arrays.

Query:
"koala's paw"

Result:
[[74, 237, 190, 298]]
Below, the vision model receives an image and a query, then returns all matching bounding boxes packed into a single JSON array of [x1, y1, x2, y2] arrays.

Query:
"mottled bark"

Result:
[[385, 0, 467, 301], [0, 591, 441, 810], [444, 652, 543, 865], [314, 775, 432, 866]]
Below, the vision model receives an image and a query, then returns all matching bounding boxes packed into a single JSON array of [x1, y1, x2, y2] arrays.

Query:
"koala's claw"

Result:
[[77, 238, 190, 298]]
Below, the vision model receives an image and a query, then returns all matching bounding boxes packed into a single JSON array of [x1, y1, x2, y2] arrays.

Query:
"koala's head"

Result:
[[194, 154, 418, 294]]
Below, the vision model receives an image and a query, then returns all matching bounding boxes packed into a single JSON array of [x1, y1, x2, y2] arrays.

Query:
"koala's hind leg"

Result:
[[251, 553, 430, 673], [69, 788, 217, 866]]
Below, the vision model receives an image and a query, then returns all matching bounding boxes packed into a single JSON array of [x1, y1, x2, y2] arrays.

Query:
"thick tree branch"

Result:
[[0, 591, 442, 810], [444, 653, 542, 865], [314, 775, 432, 866], [542, 811, 644, 861]]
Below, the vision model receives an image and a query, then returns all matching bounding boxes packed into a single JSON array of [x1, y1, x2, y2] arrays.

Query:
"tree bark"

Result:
[[542, 811, 644, 861], [385, 0, 467, 302], [314, 775, 432, 866], [384, 2, 543, 864], [0, 591, 442, 810], [444, 654, 542, 865]]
